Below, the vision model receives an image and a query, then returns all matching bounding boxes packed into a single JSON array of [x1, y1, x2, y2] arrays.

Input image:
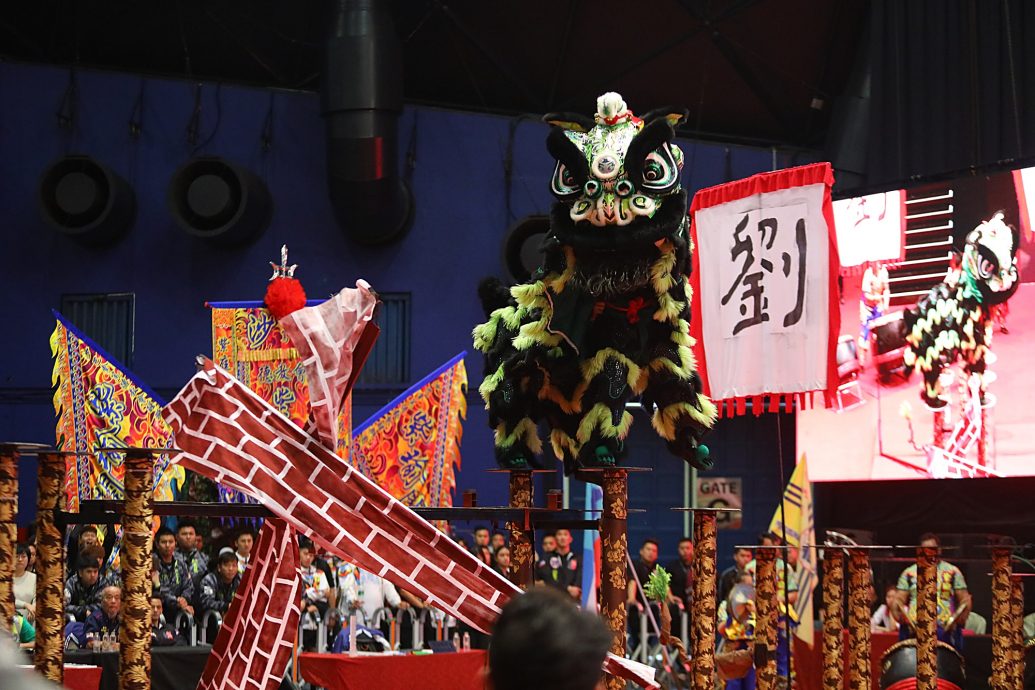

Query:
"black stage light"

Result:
[[39, 155, 136, 246], [503, 215, 550, 283], [168, 157, 272, 246]]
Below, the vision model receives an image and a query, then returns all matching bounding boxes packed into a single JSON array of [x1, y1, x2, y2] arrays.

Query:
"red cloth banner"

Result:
[[689, 162, 840, 416], [196, 517, 301, 690], [163, 359, 520, 634]]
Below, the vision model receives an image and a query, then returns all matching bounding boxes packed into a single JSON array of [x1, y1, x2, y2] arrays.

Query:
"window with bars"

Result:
[[356, 293, 411, 387], [59, 293, 136, 367]]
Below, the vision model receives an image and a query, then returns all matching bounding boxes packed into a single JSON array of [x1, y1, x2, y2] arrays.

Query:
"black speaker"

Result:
[[503, 215, 550, 283], [168, 157, 271, 246], [39, 155, 136, 246]]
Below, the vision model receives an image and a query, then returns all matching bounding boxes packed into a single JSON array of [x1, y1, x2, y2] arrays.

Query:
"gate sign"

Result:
[[689, 162, 840, 417], [696, 476, 742, 530]]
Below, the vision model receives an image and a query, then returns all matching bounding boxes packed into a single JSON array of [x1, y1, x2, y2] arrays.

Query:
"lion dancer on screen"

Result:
[[473, 93, 716, 473], [903, 212, 1019, 462]]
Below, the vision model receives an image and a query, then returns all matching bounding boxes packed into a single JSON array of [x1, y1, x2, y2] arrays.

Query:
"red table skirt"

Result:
[[63, 665, 104, 690], [300, 650, 486, 690]]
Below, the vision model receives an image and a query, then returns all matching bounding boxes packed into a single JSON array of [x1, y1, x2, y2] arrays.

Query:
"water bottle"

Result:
[[462, 631, 470, 651], [452, 632, 460, 650]]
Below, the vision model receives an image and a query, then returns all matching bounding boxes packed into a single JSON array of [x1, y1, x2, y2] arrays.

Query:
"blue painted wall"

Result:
[[1, 62, 804, 570]]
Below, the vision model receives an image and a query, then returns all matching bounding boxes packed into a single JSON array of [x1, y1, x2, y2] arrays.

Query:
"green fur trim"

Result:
[[651, 398, 717, 440], [550, 429, 578, 460], [579, 349, 642, 390], [511, 281, 545, 304], [514, 331, 562, 351], [650, 249, 676, 295], [575, 404, 634, 444], [495, 418, 543, 454], [648, 343, 695, 380], [478, 364, 506, 402], [653, 292, 684, 324]]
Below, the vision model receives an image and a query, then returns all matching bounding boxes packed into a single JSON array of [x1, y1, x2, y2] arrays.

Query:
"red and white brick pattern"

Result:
[[198, 517, 301, 690], [278, 282, 376, 448], [163, 359, 520, 633]]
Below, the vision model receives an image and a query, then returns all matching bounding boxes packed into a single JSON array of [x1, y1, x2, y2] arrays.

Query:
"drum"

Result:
[[879, 638, 966, 690]]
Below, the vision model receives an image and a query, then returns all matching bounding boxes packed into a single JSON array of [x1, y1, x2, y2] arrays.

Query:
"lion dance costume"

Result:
[[903, 212, 1019, 407], [474, 93, 716, 471]]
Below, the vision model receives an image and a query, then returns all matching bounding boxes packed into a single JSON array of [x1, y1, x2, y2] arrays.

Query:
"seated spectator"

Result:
[[494, 546, 513, 579], [488, 588, 611, 690], [176, 519, 209, 581], [313, 547, 337, 610], [27, 543, 37, 574], [491, 531, 507, 554], [470, 527, 493, 567], [667, 537, 694, 621], [10, 613, 34, 650], [199, 549, 242, 623], [13, 545, 36, 623], [627, 538, 660, 607], [150, 592, 185, 647], [538, 533, 557, 562], [338, 562, 424, 624], [154, 526, 194, 623], [300, 540, 330, 651], [234, 528, 255, 574], [871, 585, 900, 633], [64, 556, 110, 621], [83, 585, 121, 649], [67, 525, 115, 580]]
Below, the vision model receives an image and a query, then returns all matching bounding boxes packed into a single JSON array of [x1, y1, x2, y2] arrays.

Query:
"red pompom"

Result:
[[265, 277, 307, 319]]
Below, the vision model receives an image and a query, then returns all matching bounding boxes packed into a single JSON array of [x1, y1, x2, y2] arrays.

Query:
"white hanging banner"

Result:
[[689, 163, 840, 416]]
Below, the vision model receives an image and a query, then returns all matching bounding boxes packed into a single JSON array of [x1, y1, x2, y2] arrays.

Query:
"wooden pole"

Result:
[[690, 510, 717, 690], [990, 546, 1012, 689], [0, 446, 18, 630], [821, 549, 844, 690], [1010, 575, 1025, 688], [915, 545, 939, 690], [600, 469, 628, 690], [120, 450, 155, 690], [847, 549, 872, 690], [754, 547, 778, 690], [34, 452, 66, 684], [507, 471, 534, 590]]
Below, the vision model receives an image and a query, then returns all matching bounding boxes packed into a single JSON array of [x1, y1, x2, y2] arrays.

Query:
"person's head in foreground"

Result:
[[488, 588, 612, 690]]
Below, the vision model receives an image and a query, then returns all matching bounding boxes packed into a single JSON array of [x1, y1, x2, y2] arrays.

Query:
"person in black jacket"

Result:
[[64, 557, 112, 621], [149, 592, 185, 647], [198, 551, 241, 617], [154, 527, 195, 622]]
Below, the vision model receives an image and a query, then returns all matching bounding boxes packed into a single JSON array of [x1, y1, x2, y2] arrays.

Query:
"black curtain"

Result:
[[862, 0, 1035, 189]]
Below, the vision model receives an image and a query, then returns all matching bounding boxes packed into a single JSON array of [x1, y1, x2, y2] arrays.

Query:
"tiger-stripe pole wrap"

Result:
[[601, 469, 628, 690], [754, 547, 778, 690], [915, 546, 939, 690], [33, 452, 65, 684], [1010, 575, 1025, 688], [990, 547, 1012, 689], [120, 451, 155, 690], [847, 549, 872, 690], [821, 549, 844, 690], [691, 510, 717, 690], [507, 471, 534, 590], [0, 447, 17, 631]]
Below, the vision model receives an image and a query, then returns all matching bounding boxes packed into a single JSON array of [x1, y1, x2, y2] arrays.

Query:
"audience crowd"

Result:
[[6, 510, 996, 690]]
